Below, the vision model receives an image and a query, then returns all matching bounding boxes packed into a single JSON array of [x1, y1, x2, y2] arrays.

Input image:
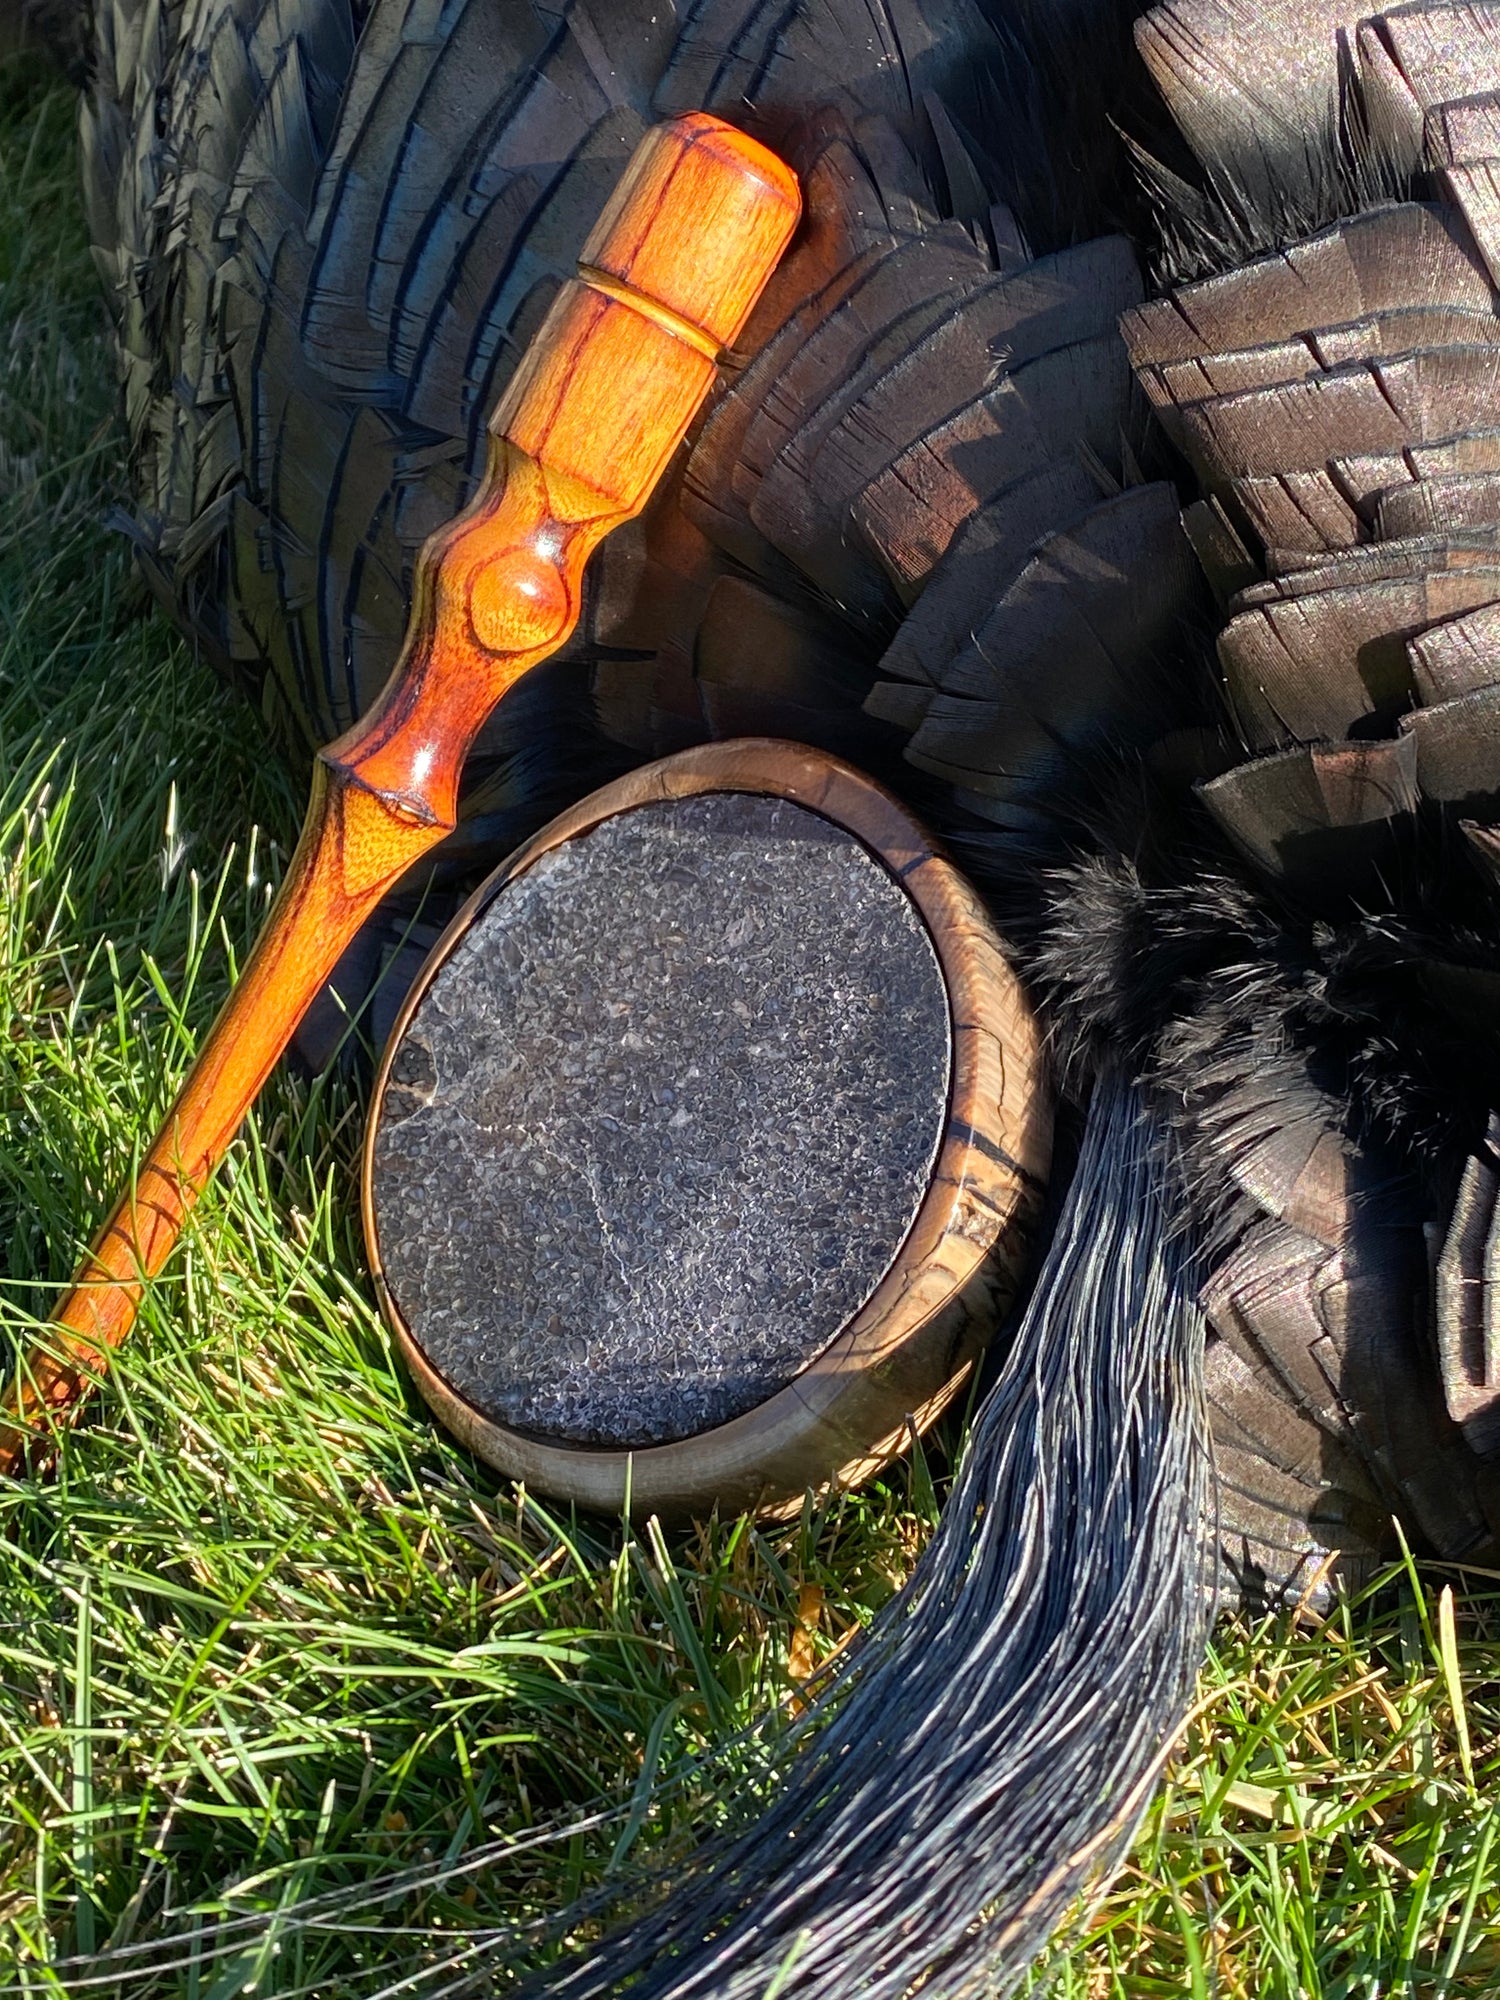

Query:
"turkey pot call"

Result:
[[363, 740, 1051, 1517]]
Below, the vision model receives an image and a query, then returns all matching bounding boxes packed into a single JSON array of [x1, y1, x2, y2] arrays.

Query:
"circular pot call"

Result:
[[362, 741, 1051, 1518]]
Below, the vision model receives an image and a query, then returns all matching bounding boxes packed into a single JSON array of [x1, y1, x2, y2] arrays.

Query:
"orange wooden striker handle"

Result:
[[1, 114, 800, 1475]]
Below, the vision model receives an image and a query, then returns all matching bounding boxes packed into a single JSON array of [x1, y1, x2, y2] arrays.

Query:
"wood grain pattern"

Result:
[[365, 739, 1052, 1520], [0, 115, 800, 1476]]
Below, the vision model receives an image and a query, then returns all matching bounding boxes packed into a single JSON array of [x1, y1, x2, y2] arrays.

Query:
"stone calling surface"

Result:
[[371, 791, 952, 1447]]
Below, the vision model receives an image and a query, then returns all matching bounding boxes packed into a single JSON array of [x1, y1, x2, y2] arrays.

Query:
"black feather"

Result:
[[508, 1073, 1213, 2000]]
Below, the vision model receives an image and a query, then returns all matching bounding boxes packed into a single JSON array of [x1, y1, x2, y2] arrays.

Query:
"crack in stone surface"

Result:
[[371, 792, 952, 1447]]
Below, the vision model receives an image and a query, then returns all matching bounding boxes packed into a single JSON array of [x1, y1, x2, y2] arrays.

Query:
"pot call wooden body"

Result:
[[0, 114, 800, 1474]]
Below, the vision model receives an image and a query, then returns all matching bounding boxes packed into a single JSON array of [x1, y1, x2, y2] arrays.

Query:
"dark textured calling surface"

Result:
[[371, 792, 951, 1447]]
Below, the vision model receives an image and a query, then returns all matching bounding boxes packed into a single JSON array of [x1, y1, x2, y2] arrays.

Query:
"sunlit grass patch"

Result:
[[1035, 1560, 1500, 1998]]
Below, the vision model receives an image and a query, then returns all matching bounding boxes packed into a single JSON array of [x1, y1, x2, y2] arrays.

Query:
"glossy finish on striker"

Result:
[[0, 114, 800, 1473]]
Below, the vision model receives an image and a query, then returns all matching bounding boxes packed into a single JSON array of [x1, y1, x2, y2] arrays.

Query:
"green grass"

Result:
[[0, 50, 1498, 2000]]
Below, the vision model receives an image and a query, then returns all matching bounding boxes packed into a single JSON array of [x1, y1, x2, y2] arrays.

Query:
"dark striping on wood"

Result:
[[371, 791, 952, 1448]]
